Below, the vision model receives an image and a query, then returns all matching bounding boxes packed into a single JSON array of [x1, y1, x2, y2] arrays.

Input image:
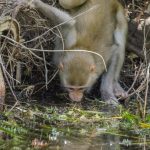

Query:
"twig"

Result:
[[127, 63, 143, 93], [0, 35, 107, 71], [143, 63, 150, 120], [22, 4, 100, 43]]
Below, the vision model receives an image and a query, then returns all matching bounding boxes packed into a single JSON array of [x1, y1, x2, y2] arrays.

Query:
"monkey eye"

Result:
[[68, 87, 74, 91], [66, 87, 86, 92], [78, 87, 85, 91]]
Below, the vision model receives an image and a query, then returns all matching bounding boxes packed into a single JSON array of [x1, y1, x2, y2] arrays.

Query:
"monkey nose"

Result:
[[69, 91, 83, 102]]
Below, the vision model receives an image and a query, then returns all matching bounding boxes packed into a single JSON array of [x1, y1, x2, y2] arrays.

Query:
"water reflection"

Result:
[[50, 134, 149, 150], [53, 134, 120, 150], [1, 132, 149, 149]]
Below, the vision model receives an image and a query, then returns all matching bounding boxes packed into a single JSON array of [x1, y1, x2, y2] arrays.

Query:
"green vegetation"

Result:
[[0, 100, 150, 149]]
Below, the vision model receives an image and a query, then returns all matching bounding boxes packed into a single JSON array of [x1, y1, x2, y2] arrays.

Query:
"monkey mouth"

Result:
[[68, 91, 83, 102]]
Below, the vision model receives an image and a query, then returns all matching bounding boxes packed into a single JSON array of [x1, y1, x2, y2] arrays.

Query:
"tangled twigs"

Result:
[[0, 15, 21, 110]]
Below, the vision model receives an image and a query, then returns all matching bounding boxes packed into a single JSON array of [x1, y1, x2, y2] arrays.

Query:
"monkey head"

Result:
[[58, 52, 98, 102]]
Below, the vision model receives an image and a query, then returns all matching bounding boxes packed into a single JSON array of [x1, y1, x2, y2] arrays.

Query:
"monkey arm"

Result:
[[16, 0, 76, 45], [33, 0, 75, 26], [59, 0, 87, 9], [32, 0, 77, 48]]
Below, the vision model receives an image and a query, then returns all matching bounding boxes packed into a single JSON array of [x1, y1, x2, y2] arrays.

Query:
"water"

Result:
[[47, 134, 150, 150]]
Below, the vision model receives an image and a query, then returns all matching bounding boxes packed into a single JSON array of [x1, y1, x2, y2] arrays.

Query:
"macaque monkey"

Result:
[[17, 0, 128, 105]]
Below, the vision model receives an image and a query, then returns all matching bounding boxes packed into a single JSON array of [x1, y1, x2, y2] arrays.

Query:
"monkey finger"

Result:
[[101, 91, 119, 106], [106, 98, 119, 106], [113, 82, 128, 98], [115, 91, 128, 99]]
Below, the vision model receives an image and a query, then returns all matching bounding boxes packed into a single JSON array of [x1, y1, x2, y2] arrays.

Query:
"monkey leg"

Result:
[[101, 6, 128, 103], [112, 6, 128, 100], [100, 49, 120, 105], [100, 42, 127, 104], [111, 45, 127, 100], [100, 51, 127, 105], [29, 0, 75, 27], [30, 0, 76, 49]]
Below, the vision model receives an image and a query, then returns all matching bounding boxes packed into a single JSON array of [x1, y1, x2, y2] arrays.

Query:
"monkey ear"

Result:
[[58, 62, 64, 71], [90, 65, 96, 72]]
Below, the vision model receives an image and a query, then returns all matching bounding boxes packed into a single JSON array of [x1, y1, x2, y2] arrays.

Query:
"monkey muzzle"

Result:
[[68, 91, 84, 102]]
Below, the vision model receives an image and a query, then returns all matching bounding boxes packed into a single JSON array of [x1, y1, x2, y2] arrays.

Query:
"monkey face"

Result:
[[66, 86, 85, 102], [58, 52, 98, 102]]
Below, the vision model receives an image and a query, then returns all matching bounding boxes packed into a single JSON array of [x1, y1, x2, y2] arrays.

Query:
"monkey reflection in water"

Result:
[[18, 0, 128, 105]]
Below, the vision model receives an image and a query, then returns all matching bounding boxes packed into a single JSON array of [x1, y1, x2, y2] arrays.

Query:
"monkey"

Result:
[[17, 0, 128, 105], [59, 0, 88, 9]]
